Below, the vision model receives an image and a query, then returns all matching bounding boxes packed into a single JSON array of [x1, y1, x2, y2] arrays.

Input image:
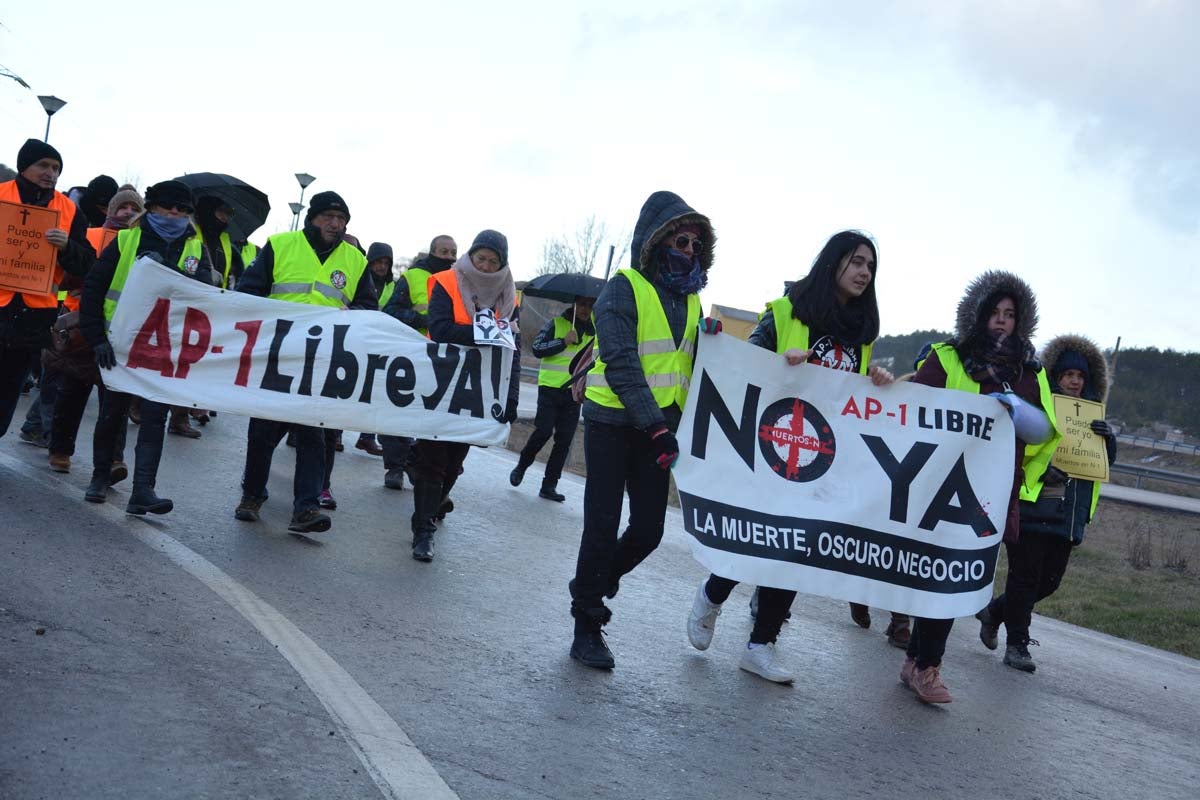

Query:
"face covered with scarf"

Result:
[[653, 223, 708, 295]]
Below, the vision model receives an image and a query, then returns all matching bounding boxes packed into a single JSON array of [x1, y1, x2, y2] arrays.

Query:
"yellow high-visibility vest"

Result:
[[266, 231, 367, 308], [538, 316, 595, 388], [767, 296, 873, 374], [103, 226, 204, 323]]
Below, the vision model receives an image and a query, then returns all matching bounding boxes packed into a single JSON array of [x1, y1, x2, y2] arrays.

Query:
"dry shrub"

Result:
[[1126, 524, 1153, 570], [1160, 532, 1190, 572]]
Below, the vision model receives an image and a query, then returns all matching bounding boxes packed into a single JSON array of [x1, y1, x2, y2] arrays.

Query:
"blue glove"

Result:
[[699, 317, 723, 335]]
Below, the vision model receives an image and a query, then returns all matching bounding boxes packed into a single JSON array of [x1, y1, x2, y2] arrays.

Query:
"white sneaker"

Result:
[[687, 583, 722, 650], [738, 643, 795, 684]]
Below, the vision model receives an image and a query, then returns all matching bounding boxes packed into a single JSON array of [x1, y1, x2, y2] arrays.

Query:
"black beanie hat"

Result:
[[17, 138, 63, 172], [144, 180, 196, 211], [366, 242, 393, 263], [469, 229, 509, 268], [306, 191, 350, 223], [1053, 350, 1090, 380], [85, 174, 118, 203]]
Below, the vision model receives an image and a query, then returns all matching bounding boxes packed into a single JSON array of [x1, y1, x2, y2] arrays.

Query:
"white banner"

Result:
[[675, 334, 1016, 619], [104, 259, 513, 447]]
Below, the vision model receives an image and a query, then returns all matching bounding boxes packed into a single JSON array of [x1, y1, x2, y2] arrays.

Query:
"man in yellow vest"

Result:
[[233, 191, 376, 535], [568, 191, 711, 670], [0, 139, 95, 441], [378, 234, 457, 490], [510, 294, 596, 501]]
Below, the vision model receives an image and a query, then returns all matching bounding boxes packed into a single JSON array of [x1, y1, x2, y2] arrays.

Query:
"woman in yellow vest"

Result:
[[79, 180, 215, 514], [686, 230, 896, 683], [567, 191, 711, 670], [408, 230, 520, 562], [901, 270, 1057, 703], [975, 334, 1116, 673]]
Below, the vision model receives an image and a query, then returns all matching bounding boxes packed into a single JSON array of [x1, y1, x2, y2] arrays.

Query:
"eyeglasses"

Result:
[[672, 234, 703, 254], [159, 203, 195, 215]]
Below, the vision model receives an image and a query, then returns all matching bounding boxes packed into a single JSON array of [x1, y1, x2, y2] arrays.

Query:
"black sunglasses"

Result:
[[672, 234, 703, 254]]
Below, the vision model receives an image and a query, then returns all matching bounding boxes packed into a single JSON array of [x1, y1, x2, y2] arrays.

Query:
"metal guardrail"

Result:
[[1109, 463, 1200, 490], [1116, 434, 1200, 457]]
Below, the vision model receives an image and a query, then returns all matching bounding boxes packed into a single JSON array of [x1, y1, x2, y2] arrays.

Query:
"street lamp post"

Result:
[[37, 95, 67, 142], [292, 173, 315, 231], [288, 202, 304, 231]]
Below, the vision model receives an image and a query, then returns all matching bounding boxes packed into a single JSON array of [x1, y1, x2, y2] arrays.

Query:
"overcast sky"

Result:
[[2, 1, 1196, 351]]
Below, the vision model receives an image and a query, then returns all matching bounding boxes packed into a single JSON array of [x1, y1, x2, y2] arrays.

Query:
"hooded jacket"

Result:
[[913, 270, 1048, 543], [383, 253, 453, 330], [584, 191, 715, 431], [1020, 334, 1116, 543]]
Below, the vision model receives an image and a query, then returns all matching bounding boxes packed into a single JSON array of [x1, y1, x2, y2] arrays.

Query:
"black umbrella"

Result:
[[172, 172, 270, 242], [522, 272, 606, 303]]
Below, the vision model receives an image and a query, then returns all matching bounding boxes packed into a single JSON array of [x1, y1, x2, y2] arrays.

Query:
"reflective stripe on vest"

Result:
[[104, 226, 203, 322], [266, 231, 367, 308], [930, 344, 1064, 501], [538, 316, 595, 388], [0, 181, 75, 309], [767, 296, 873, 375], [585, 268, 700, 410]]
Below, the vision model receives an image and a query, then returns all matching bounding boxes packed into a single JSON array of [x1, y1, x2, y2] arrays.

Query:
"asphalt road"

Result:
[[2, 394, 1199, 799]]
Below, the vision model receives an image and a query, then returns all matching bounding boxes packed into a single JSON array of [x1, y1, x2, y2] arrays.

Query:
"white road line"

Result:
[[0, 450, 459, 800]]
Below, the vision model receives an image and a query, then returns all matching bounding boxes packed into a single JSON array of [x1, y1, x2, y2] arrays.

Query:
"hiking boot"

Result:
[[850, 603, 871, 629], [885, 613, 912, 649], [912, 665, 953, 703], [355, 436, 384, 456], [384, 468, 406, 490], [190, 409, 210, 425], [509, 466, 525, 487], [412, 530, 435, 561], [1004, 640, 1038, 673], [126, 488, 173, 516], [48, 453, 71, 473], [19, 429, 48, 448], [168, 410, 201, 439], [900, 656, 916, 689], [109, 461, 129, 485], [318, 489, 337, 510], [570, 630, 615, 670], [976, 606, 1000, 651], [84, 475, 108, 503], [739, 643, 795, 684], [687, 582, 722, 651], [235, 496, 264, 522], [289, 508, 331, 534], [539, 485, 566, 502]]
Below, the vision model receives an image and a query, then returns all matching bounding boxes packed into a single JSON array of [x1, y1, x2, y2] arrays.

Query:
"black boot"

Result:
[[84, 473, 109, 503], [436, 471, 460, 522], [126, 437, 172, 515], [509, 453, 533, 487], [87, 414, 119, 503], [411, 479, 440, 562], [570, 606, 615, 669], [539, 481, 565, 502]]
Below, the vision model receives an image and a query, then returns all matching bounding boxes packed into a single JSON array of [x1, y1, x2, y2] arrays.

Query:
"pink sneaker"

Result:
[[318, 489, 337, 510], [912, 665, 953, 704], [900, 656, 916, 689]]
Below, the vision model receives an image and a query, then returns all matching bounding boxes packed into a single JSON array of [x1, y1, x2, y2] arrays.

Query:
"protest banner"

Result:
[[674, 334, 1016, 619], [104, 258, 513, 446], [0, 201, 59, 295], [1050, 395, 1109, 481]]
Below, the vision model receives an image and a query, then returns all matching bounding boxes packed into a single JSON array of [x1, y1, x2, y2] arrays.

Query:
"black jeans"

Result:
[[21, 367, 59, 435], [52, 376, 126, 460], [379, 434, 414, 471], [906, 618, 955, 669], [241, 418, 325, 515], [571, 420, 671, 621], [988, 532, 1073, 645], [518, 386, 581, 486], [91, 386, 167, 480], [705, 576, 795, 644], [411, 439, 471, 486], [0, 343, 37, 438]]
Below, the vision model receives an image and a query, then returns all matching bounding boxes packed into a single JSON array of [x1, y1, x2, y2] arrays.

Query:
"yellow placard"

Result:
[[1051, 395, 1109, 482], [0, 201, 59, 295]]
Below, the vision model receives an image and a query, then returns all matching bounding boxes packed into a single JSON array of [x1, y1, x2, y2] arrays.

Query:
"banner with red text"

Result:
[[674, 333, 1016, 619], [104, 259, 513, 446]]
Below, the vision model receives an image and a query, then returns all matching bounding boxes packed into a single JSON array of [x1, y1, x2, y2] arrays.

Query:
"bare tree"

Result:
[[536, 215, 631, 276]]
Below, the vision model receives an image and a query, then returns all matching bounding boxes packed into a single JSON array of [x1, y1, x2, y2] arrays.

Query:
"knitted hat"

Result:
[[306, 191, 350, 223], [144, 180, 196, 211], [366, 242, 393, 263], [107, 185, 144, 217], [1053, 350, 1090, 380], [17, 138, 63, 172], [468, 229, 509, 268], [85, 175, 118, 204]]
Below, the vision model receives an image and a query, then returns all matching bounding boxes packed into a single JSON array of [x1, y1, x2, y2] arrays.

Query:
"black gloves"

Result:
[[503, 404, 518, 424], [1090, 419, 1113, 439], [647, 423, 679, 470], [93, 341, 117, 370]]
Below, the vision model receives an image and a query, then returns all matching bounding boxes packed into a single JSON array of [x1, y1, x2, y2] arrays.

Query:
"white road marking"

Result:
[[0, 450, 459, 800]]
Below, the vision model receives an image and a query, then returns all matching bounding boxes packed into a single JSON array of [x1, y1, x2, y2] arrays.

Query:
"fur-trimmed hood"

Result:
[[631, 190, 715, 275], [1041, 334, 1109, 402], [955, 270, 1038, 344]]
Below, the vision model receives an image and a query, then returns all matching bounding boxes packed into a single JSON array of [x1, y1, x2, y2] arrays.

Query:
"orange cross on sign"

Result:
[[0, 201, 60, 295]]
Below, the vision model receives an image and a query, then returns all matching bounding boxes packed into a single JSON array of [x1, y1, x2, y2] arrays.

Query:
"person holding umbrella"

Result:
[[510, 288, 597, 501]]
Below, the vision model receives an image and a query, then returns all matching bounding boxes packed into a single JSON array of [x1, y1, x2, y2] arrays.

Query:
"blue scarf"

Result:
[[144, 213, 191, 242], [654, 248, 707, 295]]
